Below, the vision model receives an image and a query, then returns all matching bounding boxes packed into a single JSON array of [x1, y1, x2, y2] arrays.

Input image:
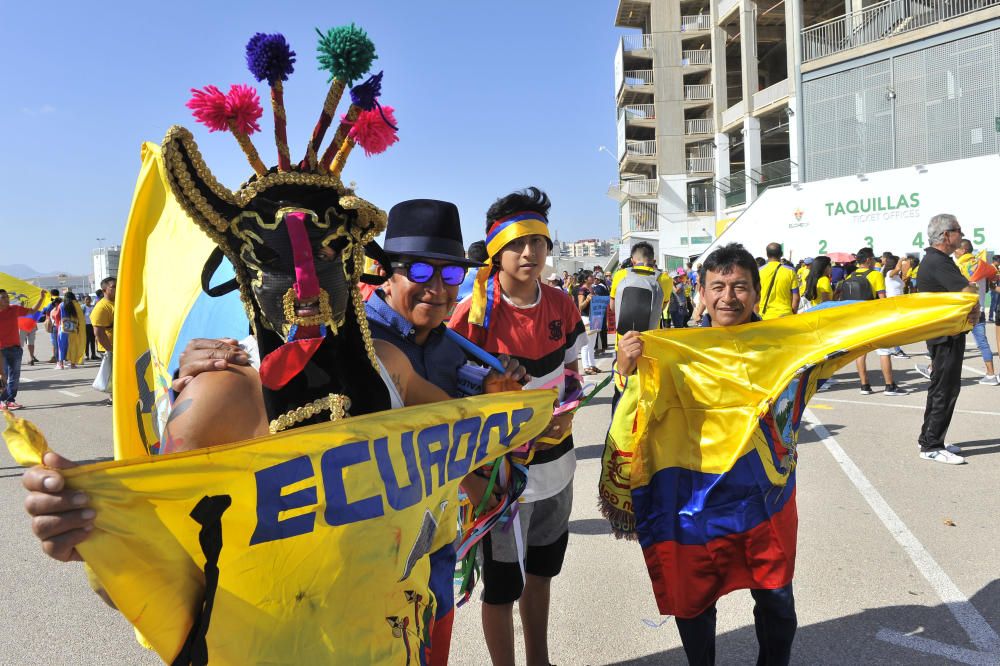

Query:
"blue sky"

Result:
[[1, 1, 628, 275]]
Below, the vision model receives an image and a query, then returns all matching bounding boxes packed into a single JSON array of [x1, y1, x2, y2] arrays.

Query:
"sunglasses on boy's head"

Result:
[[391, 261, 468, 286]]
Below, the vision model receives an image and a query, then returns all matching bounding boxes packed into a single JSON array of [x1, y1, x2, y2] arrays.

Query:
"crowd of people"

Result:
[[0, 277, 116, 410]]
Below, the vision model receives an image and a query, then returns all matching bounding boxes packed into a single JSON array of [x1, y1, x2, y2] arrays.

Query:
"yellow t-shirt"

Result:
[[797, 266, 810, 286], [861, 268, 886, 297], [91, 298, 115, 352], [758, 261, 800, 319], [810, 276, 832, 305], [610, 266, 674, 338]]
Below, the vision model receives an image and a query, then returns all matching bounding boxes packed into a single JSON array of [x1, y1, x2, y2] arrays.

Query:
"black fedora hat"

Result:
[[383, 199, 483, 267]]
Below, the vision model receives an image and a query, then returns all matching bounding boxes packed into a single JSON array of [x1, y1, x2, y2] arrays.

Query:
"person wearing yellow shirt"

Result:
[[850, 247, 907, 396], [609, 242, 674, 338], [796, 259, 811, 290], [800, 256, 833, 312], [757, 243, 800, 319]]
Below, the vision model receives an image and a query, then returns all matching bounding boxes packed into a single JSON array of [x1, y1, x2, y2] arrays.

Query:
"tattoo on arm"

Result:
[[390, 372, 403, 397], [161, 399, 193, 454]]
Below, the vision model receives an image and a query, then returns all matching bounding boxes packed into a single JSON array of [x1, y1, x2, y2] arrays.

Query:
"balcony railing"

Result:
[[684, 84, 713, 101], [688, 183, 715, 213], [685, 118, 714, 135], [622, 201, 659, 234], [681, 14, 712, 31], [682, 50, 711, 66], [718, 170, 747, 208], [623, 69, 654, 87], [752, 159, 796, 194], [621, 178, 658, 196], [801, 0, 1000, 63], [622, 33, 653, 50], [752, 79, 790, 109], [623, 104, 655, 121], [625, 139, 657, 157], [687, 156, 714, 173]]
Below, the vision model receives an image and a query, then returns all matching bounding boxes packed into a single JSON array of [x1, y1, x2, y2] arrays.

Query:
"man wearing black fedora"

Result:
[[365, 199, 493, 396]]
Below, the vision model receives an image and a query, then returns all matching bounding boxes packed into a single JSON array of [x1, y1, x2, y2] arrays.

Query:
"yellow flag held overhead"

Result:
[[0, 271, 49, 308]]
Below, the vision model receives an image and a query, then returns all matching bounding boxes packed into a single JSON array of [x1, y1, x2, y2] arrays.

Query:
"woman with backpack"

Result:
[[51, 291, 85, 369]]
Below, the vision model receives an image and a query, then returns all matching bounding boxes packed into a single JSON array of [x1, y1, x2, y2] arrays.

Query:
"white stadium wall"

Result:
[[697, 154, 1000, 262]]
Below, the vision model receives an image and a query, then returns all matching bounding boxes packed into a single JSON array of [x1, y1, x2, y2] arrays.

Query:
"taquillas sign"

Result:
[[825, 193, 920, 217]]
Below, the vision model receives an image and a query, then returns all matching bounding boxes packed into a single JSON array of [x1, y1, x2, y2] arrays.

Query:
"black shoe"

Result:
[[859, 384, 874, 395], [884, 384, 908, 396]]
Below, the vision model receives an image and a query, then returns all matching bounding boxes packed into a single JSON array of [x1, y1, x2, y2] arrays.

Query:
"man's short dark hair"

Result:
[[765, 242, 783, 260], [856, 247, 875, 263], [100, 276, 117, 289], [49, 288, 60, 297], [467, 240, 488, 263], [630, 242, 655, 264], [699, 243, 761, 293], [959, 239, 973, 254]]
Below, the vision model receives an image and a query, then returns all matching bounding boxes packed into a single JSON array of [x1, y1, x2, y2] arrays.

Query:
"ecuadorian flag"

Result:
[[626, 294, 974, 618]]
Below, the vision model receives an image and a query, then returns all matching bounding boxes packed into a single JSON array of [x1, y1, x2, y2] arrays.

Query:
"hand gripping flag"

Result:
[[5, 390, 554, 664], [598, 293, 976, 619]]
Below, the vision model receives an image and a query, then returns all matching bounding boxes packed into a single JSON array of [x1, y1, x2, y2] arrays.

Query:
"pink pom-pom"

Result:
[[186, 85, 230, 132], [226, 84, 264, 135], [347, 106, 398, 156]]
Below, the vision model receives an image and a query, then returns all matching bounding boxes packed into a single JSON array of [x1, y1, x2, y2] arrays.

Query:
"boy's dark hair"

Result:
[[486, 187, 551, 227], [467, 240, 488, 263], [699, 243, 761, 293], [630, 242, 655, 264]]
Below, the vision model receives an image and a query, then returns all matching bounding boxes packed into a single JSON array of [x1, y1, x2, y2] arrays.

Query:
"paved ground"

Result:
[[1, 333, 998, 665]]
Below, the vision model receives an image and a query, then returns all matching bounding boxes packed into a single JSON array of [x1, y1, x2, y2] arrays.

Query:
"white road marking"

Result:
[[805, 410, 1000, 660], [818, 398, 1000, 417], [57, 390, 79, 398]]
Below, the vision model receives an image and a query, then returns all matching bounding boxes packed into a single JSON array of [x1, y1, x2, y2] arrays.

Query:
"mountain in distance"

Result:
[[0, 263, 44, 279]]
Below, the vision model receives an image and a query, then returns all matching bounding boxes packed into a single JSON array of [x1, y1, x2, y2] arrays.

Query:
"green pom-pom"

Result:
[[315, 24, 377, 84]]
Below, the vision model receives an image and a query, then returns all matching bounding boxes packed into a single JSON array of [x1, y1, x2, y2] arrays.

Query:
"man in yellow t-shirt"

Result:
[[849, 248, 906, 396], [91, 277, 116, 354], [609, 242, 674, 337], [757, 243, 800, 320]]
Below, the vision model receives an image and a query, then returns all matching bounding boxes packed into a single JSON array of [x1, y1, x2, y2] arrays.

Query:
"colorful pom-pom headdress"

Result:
[[161, 25, 401, 429]]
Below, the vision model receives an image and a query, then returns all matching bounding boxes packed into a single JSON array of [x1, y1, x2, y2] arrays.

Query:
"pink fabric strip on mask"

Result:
[[284, 211, 321, 300]]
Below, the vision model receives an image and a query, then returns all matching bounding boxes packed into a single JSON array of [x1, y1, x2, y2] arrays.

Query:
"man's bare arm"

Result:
[[94, 326, 112, 352]]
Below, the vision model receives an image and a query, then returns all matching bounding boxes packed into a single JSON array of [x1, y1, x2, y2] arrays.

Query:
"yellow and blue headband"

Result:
[[469, 211, 551, 329]]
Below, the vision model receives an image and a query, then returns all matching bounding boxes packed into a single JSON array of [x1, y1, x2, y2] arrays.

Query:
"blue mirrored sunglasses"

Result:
[[391, 261, 468, 286]]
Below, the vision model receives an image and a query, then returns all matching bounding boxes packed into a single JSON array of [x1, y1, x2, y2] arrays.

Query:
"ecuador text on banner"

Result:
[[4, 389, 554, 665], [599, 293, 975, 619]]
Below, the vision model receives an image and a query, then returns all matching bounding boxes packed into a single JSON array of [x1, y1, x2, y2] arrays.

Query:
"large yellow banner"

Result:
[[5, 389, 553, 664]]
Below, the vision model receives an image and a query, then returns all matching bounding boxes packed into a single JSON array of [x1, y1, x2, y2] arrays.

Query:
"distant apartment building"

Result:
[[567, 238, 613, 257], [28, 273, 91, 296], [92, 245, 121, 288]]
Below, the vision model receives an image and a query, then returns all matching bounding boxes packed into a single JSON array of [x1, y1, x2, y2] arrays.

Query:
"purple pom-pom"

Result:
[[349, 71, 383, 111], [246, 33, 296, 85]]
